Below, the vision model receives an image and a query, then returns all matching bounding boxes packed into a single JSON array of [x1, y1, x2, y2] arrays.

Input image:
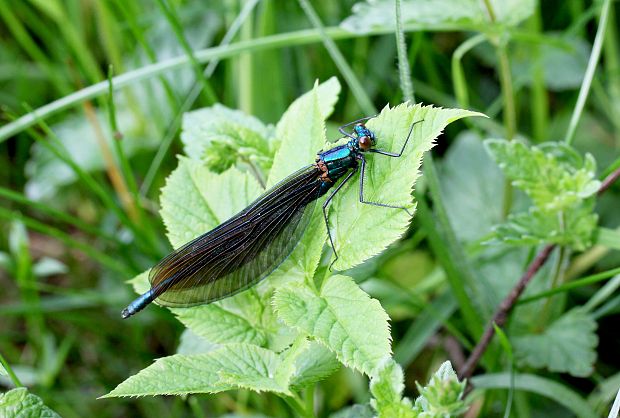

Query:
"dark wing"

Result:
[[147, 165, 322, 307]]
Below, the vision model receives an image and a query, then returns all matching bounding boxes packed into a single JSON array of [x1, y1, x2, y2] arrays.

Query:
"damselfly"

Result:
[[122, 118, 421, 318]]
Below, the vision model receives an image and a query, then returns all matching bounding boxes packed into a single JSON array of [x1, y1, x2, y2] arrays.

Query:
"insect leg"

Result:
[[370, 119, 423, 157], [338, 116, 376, 139], [358, 155, 413, 217], [322, 169, 357, 270]]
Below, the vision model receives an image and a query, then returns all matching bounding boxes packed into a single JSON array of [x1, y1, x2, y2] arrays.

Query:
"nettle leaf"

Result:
[[486, 140, 600, 211], [513, 308, 598, 377], [485, 140, 600, 250], [160, 159, 262, 248], [176, 329, 218, 355], [493, 202, 598, 250], [181, 103, 274, 171], [370, 358, 415, 418], [413, 361, 467, 417], [331, 103, 483, 270], [341, 0, 534, 33], [104, 343, 289, 397], [273, 274, 391, 376], [0, 387, 61, 418]]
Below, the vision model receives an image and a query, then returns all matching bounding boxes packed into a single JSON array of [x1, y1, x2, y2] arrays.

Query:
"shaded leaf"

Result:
[[513, 308, 598, 377], [0, 387, 60, 418], [273, 274, 391, 376], [104, 344, 289, 397]]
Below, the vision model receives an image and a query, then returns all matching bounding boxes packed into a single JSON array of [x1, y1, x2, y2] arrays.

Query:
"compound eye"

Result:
[[358, 136, 372, 150]]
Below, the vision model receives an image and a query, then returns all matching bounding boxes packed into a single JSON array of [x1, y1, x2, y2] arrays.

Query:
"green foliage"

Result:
[[513, 308, 598, 377], [412, 362, 467, 418], [369, 358, 415, 418], [0, 388, 60, 418], [486, 140, 600, 250], [114, 81, 476, 411], [273, 274, 391, 376]]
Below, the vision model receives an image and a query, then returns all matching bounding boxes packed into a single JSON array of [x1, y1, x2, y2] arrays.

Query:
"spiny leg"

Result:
[[358, 155, 413, 217], [322, 169, 357, 270], [370, 119, 423, 157]]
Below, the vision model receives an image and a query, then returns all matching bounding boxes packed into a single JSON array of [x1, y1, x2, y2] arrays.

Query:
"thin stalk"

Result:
[[0, 352, 23, 387], [0, 208, 132, 277], [82, 97, 138, 222], [140, 0, 260, 195], [519, 266, 620, 305], [0, 186, 117, 243], [395, 0, 415, 103], [155, 0, 217, 104], [528, 5, 549, 142], [297, 0, 376, 115], [23, 111, 156, 256], [565, 0, 612, 145], [417, 164, 484, 340], [0, 23, 476, 142], [452, 34, 486, 110]]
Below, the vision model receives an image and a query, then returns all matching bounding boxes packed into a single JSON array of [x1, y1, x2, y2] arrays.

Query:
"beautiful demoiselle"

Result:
[[121, 118, 421, 318]]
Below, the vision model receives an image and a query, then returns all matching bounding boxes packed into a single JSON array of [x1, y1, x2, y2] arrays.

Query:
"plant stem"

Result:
[[0, 352, 23, 387], [459, 165, 620, 383], [565, 0, 612, 145], [297, 0, 376, 115], [395, 0, 415, 103]]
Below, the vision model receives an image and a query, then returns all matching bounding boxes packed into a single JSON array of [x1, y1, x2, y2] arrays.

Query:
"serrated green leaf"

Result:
[[173, 303, 267, 347], [104, 344, 289, 397], [485, 140, 600, 212], [491, 203, 598, 250], [341, 0, 534, 33], [370, 358, 415, 418], [331, 103, 483, 270], [413, 361, 467, 417], [273, 274, 391, 376], [0, 387, 61, 418], [513, 308, 598, 377], [181, 103, 273, 165], [159, 158, 262, 248], [268, 77, 340, 187], [289, 341, 341, 390]]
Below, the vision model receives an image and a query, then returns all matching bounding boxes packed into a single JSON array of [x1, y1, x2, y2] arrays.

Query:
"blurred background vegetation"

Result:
[[1, 0, 619, 417]]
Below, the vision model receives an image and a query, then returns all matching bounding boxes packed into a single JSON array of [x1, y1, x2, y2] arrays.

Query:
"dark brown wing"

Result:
[[148, 165, 322, 307]]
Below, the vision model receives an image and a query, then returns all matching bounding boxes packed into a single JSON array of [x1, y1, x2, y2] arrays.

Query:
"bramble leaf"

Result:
[[513, 308, 598, 377], [486, 140, 600, 250], [0, 388, 60, 418], [181, 103, 274, 173], [104, 344, 289, 397], [331, 103, 484, 270], [273, 274, 391, 376], [159, 159, 262, 248]]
